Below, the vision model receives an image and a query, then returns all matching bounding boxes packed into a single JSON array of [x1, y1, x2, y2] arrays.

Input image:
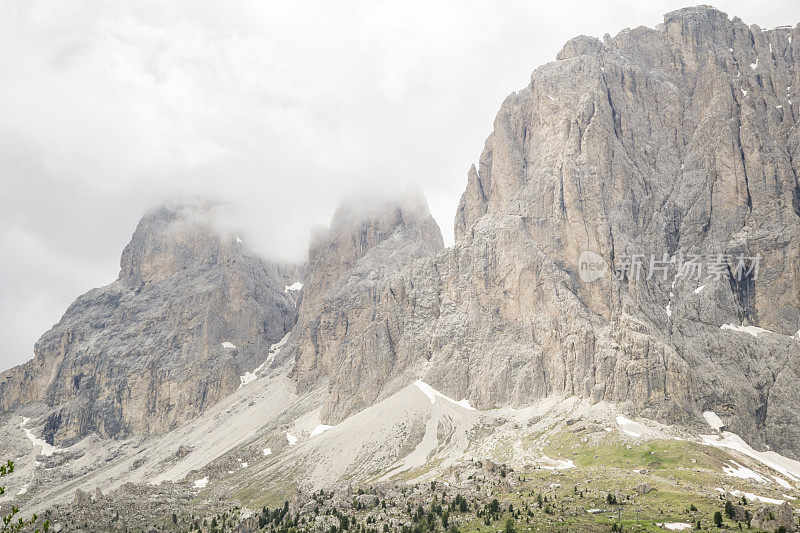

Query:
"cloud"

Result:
[[1, 0, 798, 371]]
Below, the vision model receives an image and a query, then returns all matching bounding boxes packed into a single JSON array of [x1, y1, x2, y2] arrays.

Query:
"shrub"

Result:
[[1, 460, 49, 533]]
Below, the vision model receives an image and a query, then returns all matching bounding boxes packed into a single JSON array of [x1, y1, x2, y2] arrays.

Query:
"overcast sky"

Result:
[[1, 0, 799, 372]]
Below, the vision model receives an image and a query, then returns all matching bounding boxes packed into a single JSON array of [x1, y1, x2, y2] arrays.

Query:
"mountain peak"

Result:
[[1, 203, 299, 444]]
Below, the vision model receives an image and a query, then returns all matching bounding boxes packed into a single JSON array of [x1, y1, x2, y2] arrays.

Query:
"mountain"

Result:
[[2, 6, 800, 531], [0, 204, 301, 444], [277, 6, 800, 459], [288, 192, 445, 420], [447, 5, 800, 457]]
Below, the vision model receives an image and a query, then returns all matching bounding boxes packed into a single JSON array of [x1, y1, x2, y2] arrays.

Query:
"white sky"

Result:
[[1, 0, 799, 372]]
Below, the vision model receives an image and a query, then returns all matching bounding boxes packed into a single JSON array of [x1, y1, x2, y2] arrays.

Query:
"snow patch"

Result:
[[772, 475, 793, 489], [702, 432, 800, 484], [263, 448, 272, 456], [222, 341, 237, 349], [266, 331, 291, 365], [310, 424, 333, 437], [239, 371, 258, 389], [193, 477, 209, 489], [720, 324, 769, 337], [742, 88, 748, 97], [235, 235, 243, 244], [716, 488, 784, 505], [750, 58, 759, 69], [666, 275, 676, 317], [703, 411, 724, 431], [694, 285, 706, 294], [616, 415, 645, 438], [538, 455, 576, 470], [413, 380, 475, 410], [657, 523, 693, 531], [239, 332, 292, 388], [17, 486, 28, 496], [286, 433, 298, 446], [723, 461, 768, 483], [284, 282, 303, 293], [20, 417, 58, 456]]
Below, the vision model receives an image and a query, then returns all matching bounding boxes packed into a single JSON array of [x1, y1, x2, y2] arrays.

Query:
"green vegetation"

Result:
[[1, 459, 49, 533], [24, 427, 800, 532]]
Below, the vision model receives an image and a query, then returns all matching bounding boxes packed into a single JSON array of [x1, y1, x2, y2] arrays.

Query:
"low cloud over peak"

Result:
[[2, 0, 798, 371]]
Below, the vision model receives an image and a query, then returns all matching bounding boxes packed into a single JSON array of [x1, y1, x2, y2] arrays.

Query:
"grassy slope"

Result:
[[450, 429, 797, 532]]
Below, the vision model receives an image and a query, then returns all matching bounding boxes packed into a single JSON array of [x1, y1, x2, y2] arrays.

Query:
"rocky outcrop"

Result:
[[0, 204, 300, 444], [293, 7, 800, 458], [288, 192, 444, 420], [444, 6, 800, 455], [751, 501, 797, 532]]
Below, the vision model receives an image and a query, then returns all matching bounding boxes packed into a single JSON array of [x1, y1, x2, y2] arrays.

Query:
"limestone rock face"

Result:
[[3, 6, 800, 464], [446, 6, 800, 456], [0, 204, 299, 444], [289, 193, 444, 420], [297, 7, 800, 458]]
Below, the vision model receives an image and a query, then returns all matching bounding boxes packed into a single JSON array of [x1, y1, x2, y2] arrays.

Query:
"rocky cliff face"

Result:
[[0, 204, 300, 444], [3, 5, 798, 461], [295, 7, 800, 458], [447, 5, 800, 455], [288, 193, 445, 420]]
